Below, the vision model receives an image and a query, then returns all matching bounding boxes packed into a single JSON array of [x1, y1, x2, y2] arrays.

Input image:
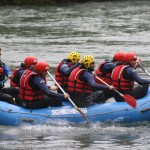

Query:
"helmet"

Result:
[[24, 56, 38, 67], [113, 51, 125, 62], [35, 61, 50, 73], [124, 52, 137, 62], [68, 52, 80, 64], [81, 55, 95, 69]]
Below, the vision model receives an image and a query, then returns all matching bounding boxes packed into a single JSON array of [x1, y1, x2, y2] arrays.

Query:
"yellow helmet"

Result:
[[68, 52, 80, 64], [81, 55, 95, 69]]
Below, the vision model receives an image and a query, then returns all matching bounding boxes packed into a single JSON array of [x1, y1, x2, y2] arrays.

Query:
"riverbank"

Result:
[[0, 0, 127, 6], [1, 0, 87, 6]]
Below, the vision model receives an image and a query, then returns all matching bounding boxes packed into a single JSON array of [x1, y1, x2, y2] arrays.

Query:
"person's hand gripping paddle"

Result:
[[95, 76, 137, 108]]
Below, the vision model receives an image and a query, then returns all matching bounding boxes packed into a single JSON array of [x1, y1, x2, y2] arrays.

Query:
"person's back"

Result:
[[95, 51, 125, 85], [10, 63, 26, 87], [95, 60, 116, 85], [10, 56, 38, 87], [55, 51, 81, 93], [95, 51, 125, 100]]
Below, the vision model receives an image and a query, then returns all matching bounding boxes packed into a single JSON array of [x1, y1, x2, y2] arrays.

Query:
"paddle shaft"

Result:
[[47, 71, 91, 125], [95, 76, 124, 97], [0, 48, 1, 61], [0, 78, 9, 85], [0, 48, 2, 64], [95, 75, 137, 108], [139, 65, 150, 77]]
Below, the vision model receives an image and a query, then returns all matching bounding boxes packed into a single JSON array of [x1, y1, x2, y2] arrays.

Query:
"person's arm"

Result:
[[81, 71, 110, 90], [18, 69, 25, 77], [103, 62, 116, 72], [60, 63, 80, 75], [32, 77, 65, 98], [125, 67, 150, 85], [3, 63, 13, 79]]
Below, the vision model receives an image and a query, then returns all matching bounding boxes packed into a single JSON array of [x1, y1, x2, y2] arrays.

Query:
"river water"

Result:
[[0, 0, 150, 149]]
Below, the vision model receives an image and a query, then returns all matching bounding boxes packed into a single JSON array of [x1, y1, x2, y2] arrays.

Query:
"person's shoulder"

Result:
[[125, 66, 136, 73], [82, 69, 91, 76], [104, 61, 115, 67], [30, 75, 41, 83], [60, 62, 70, 69], [18, 69, 25, 74], [62, 59, 70, 64]]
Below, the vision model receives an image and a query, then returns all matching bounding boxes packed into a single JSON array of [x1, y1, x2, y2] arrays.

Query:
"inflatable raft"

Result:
[[0, 88, 150, 126]]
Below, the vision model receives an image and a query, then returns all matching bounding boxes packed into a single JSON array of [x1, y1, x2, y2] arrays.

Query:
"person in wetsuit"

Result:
[[67, 55, 114, 107], [3, 56, 39, 105], [111, 52, 150, 102], [55, 51, 81, 94], [0, 60, 15, 104], [95, 51, 125, 100], [10, 56, 38, 87], [0, 47, 15, 104], [17, 61, 70, 109]]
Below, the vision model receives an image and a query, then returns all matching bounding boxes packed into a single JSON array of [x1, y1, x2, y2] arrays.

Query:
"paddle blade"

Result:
[[123, 94, 137, 108], [76, 107, 91, 127]]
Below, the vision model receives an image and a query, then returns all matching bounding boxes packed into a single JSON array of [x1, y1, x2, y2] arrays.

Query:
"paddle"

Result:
[[139, 64, 150, 77], [0, 78, 9, 85], [0, 48, 1, 59], [0, 48, 2, 65], [47, 71, 91, 126], [95, 76, 137, 108]]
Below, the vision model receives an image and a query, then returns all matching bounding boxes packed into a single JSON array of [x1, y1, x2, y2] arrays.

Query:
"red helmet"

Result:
[[113, 52, 125, 62], [24, 56, 38, 67], [35, 61, 50, 73], [124, 52, 137, 62]]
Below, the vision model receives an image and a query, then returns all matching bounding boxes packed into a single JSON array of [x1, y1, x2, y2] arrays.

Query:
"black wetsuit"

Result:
[[18, 75, 66, 109], [114, 66, 150, 102]]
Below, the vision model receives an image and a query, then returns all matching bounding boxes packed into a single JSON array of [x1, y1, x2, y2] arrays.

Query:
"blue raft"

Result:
[[1, 88, 150, 126]]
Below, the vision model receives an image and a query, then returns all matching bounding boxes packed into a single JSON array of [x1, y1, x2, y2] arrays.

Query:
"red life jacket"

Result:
[[0, 66, 5, 80], [111, 65, 134, 90], [10, 68, 23, 87], [55, 61, 72, 87], [18, 70, 45, 101], [0, 65, 5, 89], [95, 61, 112, 85], [68, 67, 92, 94]]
